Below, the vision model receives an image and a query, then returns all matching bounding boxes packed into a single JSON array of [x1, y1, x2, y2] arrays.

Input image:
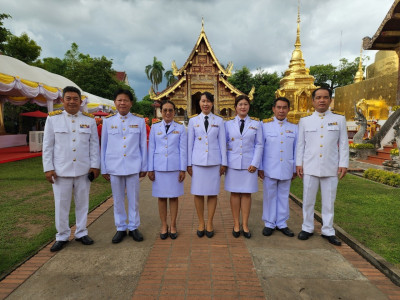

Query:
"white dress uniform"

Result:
[[42, 110, 100, 241], [101, 112, 147, 231], [224, 115, 263, 193], [188, 112, 227, 195], [260, 117, 297, 229], [296, 110, 349, 236], [148, 119, 187, 197]]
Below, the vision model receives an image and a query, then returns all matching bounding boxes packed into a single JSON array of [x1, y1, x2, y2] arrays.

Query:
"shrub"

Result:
[[391, 148, 399, 156], [349, 143, 375, 149], [363, 168, 400, 187], [393, 105, 400, 112]]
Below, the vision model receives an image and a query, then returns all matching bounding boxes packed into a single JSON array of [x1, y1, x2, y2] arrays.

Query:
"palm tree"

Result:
[[145, 57, 165, 93], [164, 70, 177, 87]]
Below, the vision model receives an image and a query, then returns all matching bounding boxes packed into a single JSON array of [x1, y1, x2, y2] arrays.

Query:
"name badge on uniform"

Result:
[[157, 132, 162, 135], [211, 124, 219, 128], [80, 124, 90, 128], [249, 126, 257, 130], [195, 124, 200, 127], [285, 130, 293, 133], [172, 131, 180, 134], [198, 137, 202, 140], [328, 122, 338, 126], [129, 124, 139, 128]]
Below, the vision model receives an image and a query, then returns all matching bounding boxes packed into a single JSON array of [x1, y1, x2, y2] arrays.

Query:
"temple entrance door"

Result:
[[191, 92, 202, 115]]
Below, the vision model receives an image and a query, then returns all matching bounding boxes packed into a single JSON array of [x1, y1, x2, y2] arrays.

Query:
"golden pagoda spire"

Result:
[[201, 17, 205, 33], [354, 44, 364, 83], [295, 0, 301, 48]]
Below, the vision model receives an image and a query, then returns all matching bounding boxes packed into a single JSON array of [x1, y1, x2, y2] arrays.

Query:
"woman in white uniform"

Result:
[[187, 92, 227, 238], [148, 100, 187, 239], [225, 95, 263, 238]]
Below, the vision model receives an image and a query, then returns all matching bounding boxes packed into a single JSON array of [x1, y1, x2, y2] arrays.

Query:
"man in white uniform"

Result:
[[259, 97, 297, 237], [296, 88, 349, 246], [43, 86, 100, 252], [101, 89, 147, 243]]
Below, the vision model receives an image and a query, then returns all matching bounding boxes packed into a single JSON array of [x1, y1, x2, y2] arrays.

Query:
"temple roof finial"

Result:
[[201, 17, 205, 32], [354, 43, 364, 83]]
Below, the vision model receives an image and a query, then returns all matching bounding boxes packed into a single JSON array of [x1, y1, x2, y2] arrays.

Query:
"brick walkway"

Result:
[[132, 179, 265, 299]]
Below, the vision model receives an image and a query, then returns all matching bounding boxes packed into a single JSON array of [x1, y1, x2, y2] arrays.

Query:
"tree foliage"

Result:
[[164, 69, 177, 87], [228, 67, 281, 119], [132, 94, 154, 118], [310, 57, 368, 90], [0, 13, 11, 52], [145, 56, 165, 92], [4, 33, 41, 64]]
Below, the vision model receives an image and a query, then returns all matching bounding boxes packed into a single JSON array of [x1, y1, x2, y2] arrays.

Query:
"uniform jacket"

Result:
[[148, 120, 187, 172], [225, 115, 263, 170], [101, 112, 147, 175], [296, 110, 349, 177], [260, 117, 298, 180], [188, 112, 227, 167], [42, 111, 100, 177]]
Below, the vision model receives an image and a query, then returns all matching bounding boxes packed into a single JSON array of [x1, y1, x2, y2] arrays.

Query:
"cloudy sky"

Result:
[[0, 0, 395, 100]]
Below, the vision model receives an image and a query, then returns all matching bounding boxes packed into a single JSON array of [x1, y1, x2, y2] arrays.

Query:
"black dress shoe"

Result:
[[112, 231, 127, 243], [129, 229, 144, 242], [75, 235, 94, 245], [50, 240, 68, 252], [277, 227, 295, 237], [242, 231, 251, 239], [298, 230, 313, 240], [262, 227, 275, 236], [169, 231, 178, 240], [197, 229, 205, 238], [232, 227, 240, 238], [322, 235, 342, 246], [205, 230, 214, 238]]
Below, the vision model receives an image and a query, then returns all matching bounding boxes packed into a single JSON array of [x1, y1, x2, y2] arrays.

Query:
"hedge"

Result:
[[364, 168, 400, 187], [349, 143, 375, 149]]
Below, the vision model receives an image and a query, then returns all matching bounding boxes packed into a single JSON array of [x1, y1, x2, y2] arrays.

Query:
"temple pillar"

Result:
[[0, 101, 5, 134]]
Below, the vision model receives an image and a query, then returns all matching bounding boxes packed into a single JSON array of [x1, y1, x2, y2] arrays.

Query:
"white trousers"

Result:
[[302, 175, 338, 236], [52, 175, 90, 241], [262, 177, 291, 229], [110, 174, 140, 231]]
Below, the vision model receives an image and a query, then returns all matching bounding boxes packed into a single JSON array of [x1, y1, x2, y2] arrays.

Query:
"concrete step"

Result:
[[366, 155, 387, 164], [376, 151, 391, 159]]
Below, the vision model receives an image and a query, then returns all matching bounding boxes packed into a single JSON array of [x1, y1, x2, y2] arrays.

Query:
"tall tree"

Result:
[[164, 70, 177, 87], [4, 33, 41, 64], [145, 56, 165, 92], [310, 57, 367, 90], [0, 13, 11, 53]]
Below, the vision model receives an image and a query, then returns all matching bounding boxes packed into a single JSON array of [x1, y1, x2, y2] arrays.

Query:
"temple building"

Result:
[[275, 5, 318, 123], [150, 21, 252, 119]]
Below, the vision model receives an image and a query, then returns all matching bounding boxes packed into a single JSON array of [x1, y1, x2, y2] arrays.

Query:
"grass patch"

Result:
[[290, 174, 400, 268], [0, 157, 112, 278]]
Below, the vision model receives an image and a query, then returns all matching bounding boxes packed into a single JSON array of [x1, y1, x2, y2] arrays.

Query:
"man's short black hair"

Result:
[[273, 97, 290, 108], [312, 87, 332, 99], [63, 86, 81, 98], [114, 88, 134, 102]]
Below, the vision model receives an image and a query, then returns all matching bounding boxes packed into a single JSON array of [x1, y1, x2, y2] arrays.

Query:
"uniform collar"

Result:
[[313, 110, 331, 118], [200, 112, 213, 120], [117, 112, 130, 119], [273, 116, 286, 124]]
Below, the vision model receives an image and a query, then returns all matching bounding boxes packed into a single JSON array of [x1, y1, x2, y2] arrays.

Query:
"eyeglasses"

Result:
[[162, 109, 174, 113]]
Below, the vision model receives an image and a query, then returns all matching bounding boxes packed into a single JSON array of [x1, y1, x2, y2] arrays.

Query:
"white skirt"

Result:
[[224, 167, 258, 193], [191, 165, 221, 196], [152, 171, 184, 198]]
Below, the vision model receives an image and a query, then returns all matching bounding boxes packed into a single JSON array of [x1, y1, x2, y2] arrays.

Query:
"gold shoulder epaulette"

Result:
[[263, 118, 273, 123], [287, 120, 296, 124], [189, 114, 198, 119], [300, 113, 313, 118], [332, 111, 345, 116], [48, 110, 62, 116], [214, 113, 224, 118], [153, 119, 161, 124], [105, 113, 116, 118], [132, 113, 144, 118], [227, 116, 235, 121], [250, 117, 260, 121], [82, 111, 95, 118]]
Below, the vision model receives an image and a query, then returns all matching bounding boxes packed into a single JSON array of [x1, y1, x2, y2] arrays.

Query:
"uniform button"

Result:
[[72, 120, 75, 123], [280, 141, 283, 144], [320, 144, 323, 147], [280, 150, 283, 152], [123, 145, 126, 148], [320, 154, 322, 157], [165, 137, 168, 140], [321, 125, 323, 128], [206, 143, 208, 145], [206, 150, 208, 152], [281, 132, 283, 135], [123, 128, 126, 131], [240, 153, 242, 155], [320, 135, 323, 138], [280, 159, 283, 161], [124, 154, 126, 157], [72, 139, 76, 142], [321, 117, 324, 119], [123, 136, 126, 139], [72, 130, 76, 132], [205, 136, 208, 138], [73, 148, 76, 152], [240, 138, 243, 140], [122, 120, 125, 122], [73, 158, 76, 162], [165, 154, 168, 157], [165, 146, 168, 148]]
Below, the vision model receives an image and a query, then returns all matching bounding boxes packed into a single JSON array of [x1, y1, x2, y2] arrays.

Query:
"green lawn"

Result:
[[0, 157, 112, 278], [290, 174, 400, 268]]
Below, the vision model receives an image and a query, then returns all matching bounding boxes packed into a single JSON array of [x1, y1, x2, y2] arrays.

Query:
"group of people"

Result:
[[42, 86, 349, 252]]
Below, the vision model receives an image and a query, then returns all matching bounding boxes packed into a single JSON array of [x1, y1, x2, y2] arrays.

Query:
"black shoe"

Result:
[[205, 230, 214, 238], [197, 229, 205, 238], [277, 227, 295, 237], [242, 230, 251, 239], [262, 227, 275, 236], [129, 229, 144, 242], [322, 235, 342, 246], [50, 240, 68, 252], [169, 231, 178, 240], [232, 227, 240, 238], [75, 235, 94, 245], [112, 231, 127, 243], [298, 230, 313, 240]]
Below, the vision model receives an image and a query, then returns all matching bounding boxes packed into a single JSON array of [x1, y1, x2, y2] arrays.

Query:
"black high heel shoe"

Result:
[[160, 226, 168, 240], [169, 228, 178, 239], [232, 227, 240, 238]]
